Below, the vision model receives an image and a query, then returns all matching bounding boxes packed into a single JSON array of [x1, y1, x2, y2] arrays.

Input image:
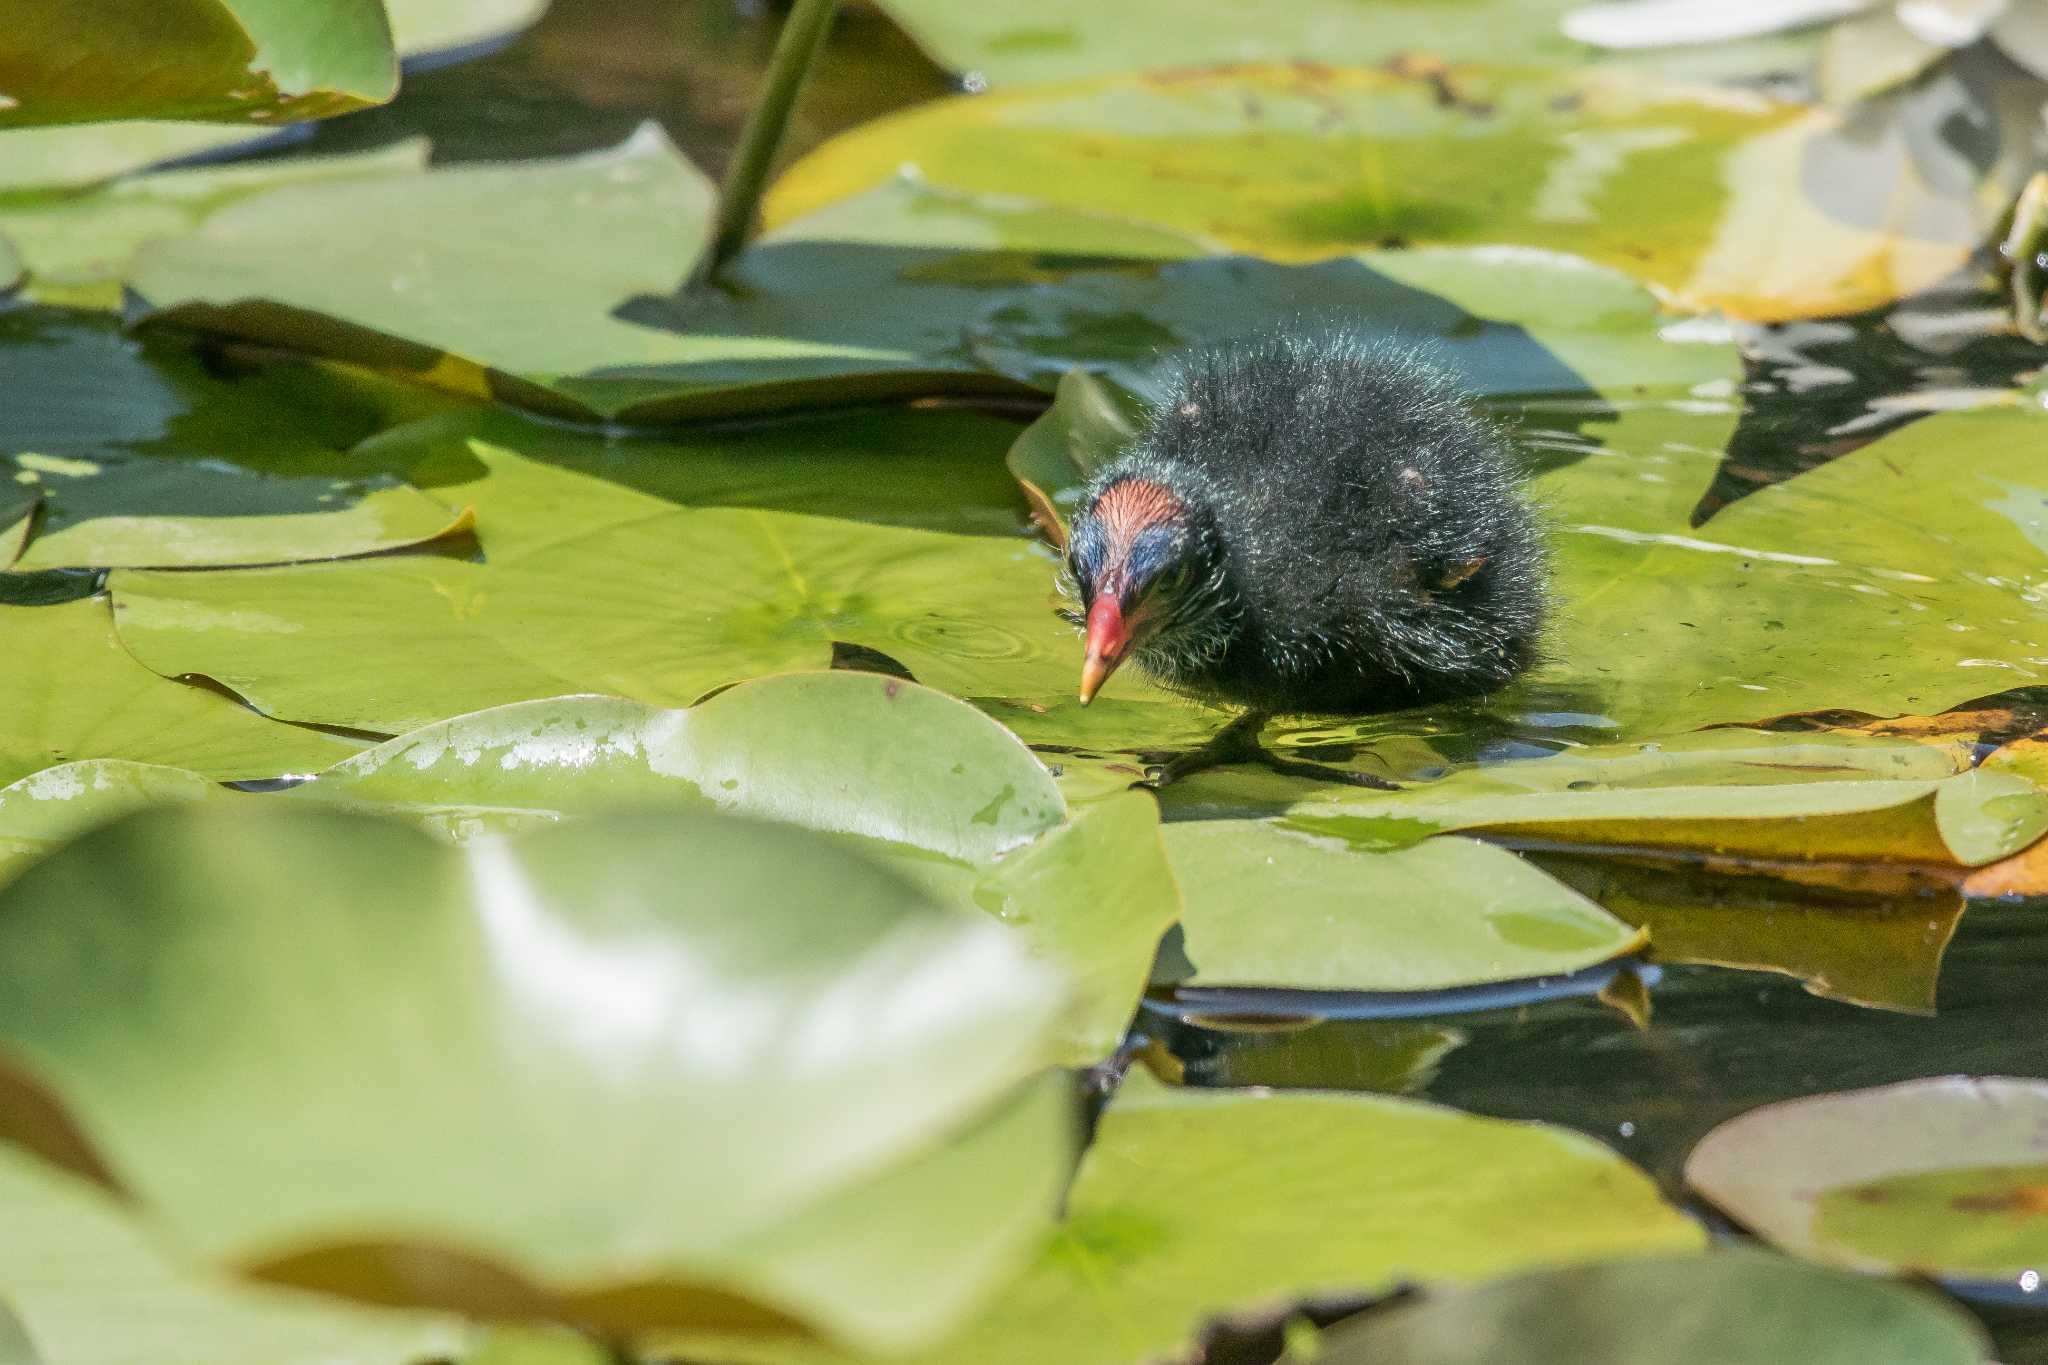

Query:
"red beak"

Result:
[[1078, 595, 1129, 705]]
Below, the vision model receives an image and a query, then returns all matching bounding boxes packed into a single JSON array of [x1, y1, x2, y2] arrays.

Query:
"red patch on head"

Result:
[[1093, 478, 1186, 539]]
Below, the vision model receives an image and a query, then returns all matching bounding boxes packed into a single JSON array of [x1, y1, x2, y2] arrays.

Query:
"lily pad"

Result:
[[0, 0, 398, 127], [1161, 822, 1644, 993], [0, 759, 233, 887], [304, 676, 1177, 1066], [388, 0, 550, 60], [766, 62, 2019, 321], [1310, 1249, 1990, 1365], [0, 140, 429, 309], [123, 129, 1065, 422], [868, 0, 1821, 87], [1686, 1076, 2048, 1296], [0, 1144, 469, 1365], [106, 442, 1215, 749], [0, 308, 473, 569], [0, 598, 357, 787], [354, 400, 1035, 540], [1284, 742, 2048, 870], [0, 123, 276, 192], [659, 1068, 1703, 1365], [0, 803, 1071, 1349]]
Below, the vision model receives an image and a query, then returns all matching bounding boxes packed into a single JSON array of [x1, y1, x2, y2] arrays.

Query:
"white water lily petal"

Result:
[[1897, 0, 2009, 45], [1992, 0, 2048, 75], [1817, 9, 1949, 101], [1562, 0, 1875, 48]]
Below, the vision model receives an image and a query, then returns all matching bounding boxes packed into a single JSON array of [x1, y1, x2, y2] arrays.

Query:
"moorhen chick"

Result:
[[1062, 331, 1547, 714]]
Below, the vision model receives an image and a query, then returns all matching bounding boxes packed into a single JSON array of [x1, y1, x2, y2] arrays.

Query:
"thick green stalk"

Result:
[[695, 0, 839, 286]]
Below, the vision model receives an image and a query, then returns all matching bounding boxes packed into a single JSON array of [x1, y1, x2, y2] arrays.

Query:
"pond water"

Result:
[[7, 0, 2048, 1361]]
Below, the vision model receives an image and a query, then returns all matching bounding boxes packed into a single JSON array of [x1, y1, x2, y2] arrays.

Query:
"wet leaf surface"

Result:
[[1161, 822, 1645, 992], [0, 803, 1071, 1350], [0, 598, 358, 788], [1687, 1076, 2048, 1297], [0, 759, 234, 888], [1310, 1248, 1990, 1364], [0, 309, 472, 569], [657, 1068, 1703, 1365], [0, 0, 399, 127], [768, 62, 2022, 321], [105, 439, 1216, 749]]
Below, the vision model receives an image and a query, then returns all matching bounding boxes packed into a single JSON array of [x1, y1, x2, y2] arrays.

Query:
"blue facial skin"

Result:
[[1069, 516, 1183, 609]]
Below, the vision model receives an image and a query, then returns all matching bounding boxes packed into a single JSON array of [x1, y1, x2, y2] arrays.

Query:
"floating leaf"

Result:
[[0, 759, 233, 887], [0, 140, 429, 310], [0, 804, 1070, 1349], [0, 599, 357, 787], [124, 130, 1087, 422], [1161, 822, 1643, 993], [0, 309, 472, 568], [871, 0, 1822, 87], [658, 1069, 1703, 1365], [0, 1144, 467, 1365], [767, 62, 2023, 321], [1286, 741, 2047, 871], [1311, 1249, 1990, 1365], [388, 0, 550, 60], [0, 0, 399, 127], [307, 675, 1175, 1066], [107, 442, 1214, 750], [0, 123, 275, 192], [1686, 1076, 2048, 1296]]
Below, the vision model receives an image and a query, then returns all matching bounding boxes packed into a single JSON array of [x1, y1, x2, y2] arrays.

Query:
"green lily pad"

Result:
[[306, 675, 1177, 1066], [1686, 1076, 2048, 1294], [0, 1144, 469, 1365], [122, 129, 1078, 423], [659, 1068, 1703, 1365], [0, 308, 473, 569], [312, 676, 1064, 858], [0, 140, 428, 309], [0, 0, 398, 127], [1282, 737, 2047, 869], [1310, 1249, 1990, 1365], [0, 123, 274, 192], [0, 598, 358, 787], [1161, 822, 1643, 993], [0, 1301, 31, 1364], [0, 803, 1070, 1349], [0, 759, 234, 887], [868, 0, 1821, 87], [388, 0, 550, 58], [354, 400, 1034, 540], [106, 442, 1215, 748], [766, 63, 2010, 321], [964, 254, 1599, 407]]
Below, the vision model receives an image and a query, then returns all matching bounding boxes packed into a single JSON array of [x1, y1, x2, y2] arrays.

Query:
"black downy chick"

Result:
[[1062, 331, 1547, 714]]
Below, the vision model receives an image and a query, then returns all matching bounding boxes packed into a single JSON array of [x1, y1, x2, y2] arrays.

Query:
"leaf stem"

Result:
[[695, 0, 839, 286]]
